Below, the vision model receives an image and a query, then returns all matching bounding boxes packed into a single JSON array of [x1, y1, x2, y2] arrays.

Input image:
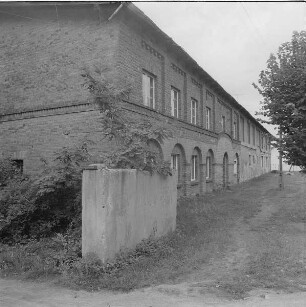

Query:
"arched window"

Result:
[[191, 147, 201, 182], [206, 150, 214, 181], [223, 152, 229, 187], [147, 139, 163, 163], [234, 153, 240, 183], [171, 144, 186, 185]]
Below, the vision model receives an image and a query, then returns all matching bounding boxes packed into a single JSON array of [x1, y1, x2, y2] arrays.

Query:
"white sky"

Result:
[[135, 1, 306, 136]]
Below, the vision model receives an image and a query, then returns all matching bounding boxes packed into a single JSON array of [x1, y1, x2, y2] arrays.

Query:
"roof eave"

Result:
[[120, 2, 271, 136]]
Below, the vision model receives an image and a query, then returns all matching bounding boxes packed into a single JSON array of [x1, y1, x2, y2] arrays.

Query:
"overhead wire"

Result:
[[240, 2, 267, 49]]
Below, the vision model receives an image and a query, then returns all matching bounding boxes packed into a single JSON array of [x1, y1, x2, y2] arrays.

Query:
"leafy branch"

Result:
[[82, 70, 172, 175]]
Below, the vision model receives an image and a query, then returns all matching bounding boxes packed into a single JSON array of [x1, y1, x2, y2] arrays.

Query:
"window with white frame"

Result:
[[221, 115, 225, 131], [206, 156, 211, 180], [171, 87, 179, 118], [191, 154, 198, 181], [206, 107, 211, 130], [233, 159, 237, 174], [233, 121, 237, 139], [191, 99, 197, 125], [252, 125, 256, 145], [171, 154, 179, 171], [241, 117, 245, 142], [142, 71, 155, 109], [247, 122, 251, 143]]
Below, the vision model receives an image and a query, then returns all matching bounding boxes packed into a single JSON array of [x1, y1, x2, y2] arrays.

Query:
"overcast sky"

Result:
[[135, 1, 306, 136]]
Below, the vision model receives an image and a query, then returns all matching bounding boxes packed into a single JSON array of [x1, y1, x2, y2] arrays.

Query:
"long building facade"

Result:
[[0, 2, 271, 196]]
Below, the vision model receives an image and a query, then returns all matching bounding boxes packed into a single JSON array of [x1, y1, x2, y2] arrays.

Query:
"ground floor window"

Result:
[[206, 156, 212, 180], [191, 155, 198, 181], [171, 154, 179, 171], [233, 159, 237, 174], [13, 159, 24, 174]]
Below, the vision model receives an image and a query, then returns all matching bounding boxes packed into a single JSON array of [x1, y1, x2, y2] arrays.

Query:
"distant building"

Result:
[[0, 2, 272, 196], [270, 148, 301, 172]]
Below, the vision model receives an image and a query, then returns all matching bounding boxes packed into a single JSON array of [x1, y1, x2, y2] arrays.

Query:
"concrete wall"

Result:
[[82, 165, 178, 262]]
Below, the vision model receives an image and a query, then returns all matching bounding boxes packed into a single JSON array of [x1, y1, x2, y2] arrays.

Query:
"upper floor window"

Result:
[[206, 107, 211, 130], [233, 121, 237, 139], [191, 99, 197, 125], [221, 116, 225, 132], [171, 87, 179, 118], [142, 71, 155, 109], [252, 125, 256, 145], [247, 122, 251, 144], [241, 117, 245, 142], [191, 154, 199, 181]]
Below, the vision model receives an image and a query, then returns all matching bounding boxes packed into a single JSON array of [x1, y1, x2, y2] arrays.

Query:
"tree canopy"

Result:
[[254, 31, 306, 169]]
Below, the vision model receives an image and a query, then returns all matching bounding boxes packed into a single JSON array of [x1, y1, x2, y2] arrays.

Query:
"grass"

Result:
[[211, 173, 306, 299], [1, 172, 305, 299]]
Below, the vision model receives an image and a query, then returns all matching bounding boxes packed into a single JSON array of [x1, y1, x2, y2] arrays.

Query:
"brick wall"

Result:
[[0, 3, 271, 197], [0, 3, 120, 114]]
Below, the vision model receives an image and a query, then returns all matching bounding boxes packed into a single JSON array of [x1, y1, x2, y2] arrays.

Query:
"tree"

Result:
[[253, 31, 306, 169]]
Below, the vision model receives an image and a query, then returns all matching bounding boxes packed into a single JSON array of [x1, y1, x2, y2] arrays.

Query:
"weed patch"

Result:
[[1, 173, 305, 297]]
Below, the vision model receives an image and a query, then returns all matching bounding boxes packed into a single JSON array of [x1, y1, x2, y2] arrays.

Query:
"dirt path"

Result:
[[1, 172, 306, 306], [1, 277, 306, 307], [171, 172, 306, 300]]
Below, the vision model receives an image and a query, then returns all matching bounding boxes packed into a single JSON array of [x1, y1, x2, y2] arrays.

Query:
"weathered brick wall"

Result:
[[0, 3, 271, 197], [112, 11, 271, 194], [0, 3, 120, 114], [0, 106, 113, 174]]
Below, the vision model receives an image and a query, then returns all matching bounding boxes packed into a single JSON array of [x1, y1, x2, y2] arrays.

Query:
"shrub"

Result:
[[0, 157, 23, 186], [0, 143, 90, 244], [0, 231, 81, 278]]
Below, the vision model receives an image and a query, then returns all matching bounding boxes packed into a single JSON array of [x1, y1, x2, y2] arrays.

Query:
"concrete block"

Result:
[[82, 166, 178, 262]]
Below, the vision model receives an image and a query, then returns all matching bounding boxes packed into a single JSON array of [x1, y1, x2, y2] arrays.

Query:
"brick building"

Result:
[[0, 2, 271, 196]]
